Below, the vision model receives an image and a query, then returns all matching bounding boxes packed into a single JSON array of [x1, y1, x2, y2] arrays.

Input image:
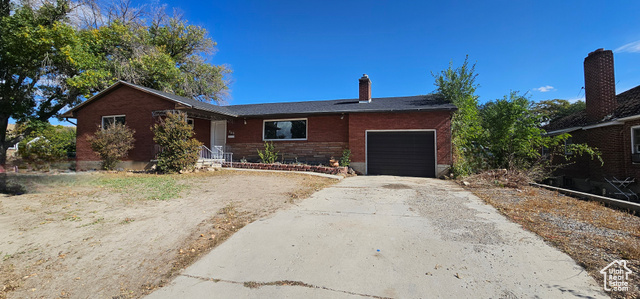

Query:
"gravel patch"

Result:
[[406, 184, 505, 245]]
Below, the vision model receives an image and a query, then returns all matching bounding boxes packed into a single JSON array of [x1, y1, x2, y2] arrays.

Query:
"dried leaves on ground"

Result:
[[463, 172, 640, 299]]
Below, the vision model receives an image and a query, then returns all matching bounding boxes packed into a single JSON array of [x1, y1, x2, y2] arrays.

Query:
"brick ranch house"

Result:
[[62, 75, 456, 178], [545, 48, 640, 196]]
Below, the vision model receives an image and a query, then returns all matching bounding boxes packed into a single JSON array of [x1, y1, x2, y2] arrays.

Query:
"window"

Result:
[[102, 115, 125, 129], [263, 119, 307, 140], [187, 118, 194, 127], [632, 127, 640, 154], [564, 137, 573, 155], [541, 146, 549, 158]]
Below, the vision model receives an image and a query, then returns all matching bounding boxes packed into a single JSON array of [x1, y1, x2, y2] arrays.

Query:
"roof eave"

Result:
[[234, 107, 457, 118]]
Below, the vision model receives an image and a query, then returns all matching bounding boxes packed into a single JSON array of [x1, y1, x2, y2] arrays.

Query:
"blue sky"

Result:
[[150, 0, 640, 106], [41, 0, 640, 127]]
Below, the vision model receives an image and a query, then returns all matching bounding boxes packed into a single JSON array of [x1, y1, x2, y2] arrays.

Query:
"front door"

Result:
[[210, 120, 227, 150]]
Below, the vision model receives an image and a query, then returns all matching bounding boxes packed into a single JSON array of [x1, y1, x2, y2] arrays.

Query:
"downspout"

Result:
[[65, 118, 77, 126]]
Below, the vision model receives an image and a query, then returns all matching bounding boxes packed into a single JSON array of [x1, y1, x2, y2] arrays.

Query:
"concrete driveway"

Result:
[[146, 176, 606, 298]]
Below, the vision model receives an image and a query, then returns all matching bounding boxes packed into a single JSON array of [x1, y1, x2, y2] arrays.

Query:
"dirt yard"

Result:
[[0, 170, 336, 299], [462, 172, 640, 299]]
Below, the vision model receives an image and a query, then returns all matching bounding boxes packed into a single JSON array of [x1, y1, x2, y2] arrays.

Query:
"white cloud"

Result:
[[615, 40, 640, 53], [534, 85, 556, 92]]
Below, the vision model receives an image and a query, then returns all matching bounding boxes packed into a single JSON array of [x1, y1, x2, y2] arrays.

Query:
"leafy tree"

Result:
[[0, 0, 80, 164], [433, 56, 482, 176], [66, 17, 230, 101], [432, 58, 601, 179], [0, 0, 231, 165], [479, 92, 601, 179], [152, 112, 202, 173], [533, 99, 586, 124], [87, 123, 135, 170], [16, 121, 76, 170], [480, 92, 546, 168]]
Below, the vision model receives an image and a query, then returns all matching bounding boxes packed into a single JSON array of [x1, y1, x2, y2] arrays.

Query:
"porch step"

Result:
[[197, 158, 225, 168]]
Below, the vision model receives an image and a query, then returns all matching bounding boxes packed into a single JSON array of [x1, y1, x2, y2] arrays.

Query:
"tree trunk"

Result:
[[0, 115, 8, 166]]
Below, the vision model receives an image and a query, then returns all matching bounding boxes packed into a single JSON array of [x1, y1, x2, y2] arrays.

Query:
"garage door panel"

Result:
[[367, 131, 435, 177]]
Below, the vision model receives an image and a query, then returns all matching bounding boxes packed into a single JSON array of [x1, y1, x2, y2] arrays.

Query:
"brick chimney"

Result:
[[359, 74, 371, 103], [584, 48, 616, 121]]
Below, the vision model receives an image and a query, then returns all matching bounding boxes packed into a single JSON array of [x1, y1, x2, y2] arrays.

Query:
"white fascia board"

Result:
[[582, 121, 623, 130], [616, 114, 640, 122], [544, 127, 582, 135]]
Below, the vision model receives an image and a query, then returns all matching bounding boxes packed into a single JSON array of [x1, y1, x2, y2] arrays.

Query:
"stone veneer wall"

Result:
[[228, 142, 348, 165], [222, 162, 348, 175]]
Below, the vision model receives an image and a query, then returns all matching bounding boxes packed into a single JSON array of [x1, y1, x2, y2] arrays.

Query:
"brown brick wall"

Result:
[[76, 86, 176, 167], [227, 114, 350, 163], [74, 85, 454, 170], [227, 114, 349, 143], [584, 49, 616, 122], [192, 118, 211, 147], [622, 119, 640, 179], [75, 86, 215, 169], [228, 142, 348, 164], [556, 125, 625, 179], [347, 111, 453, 164]]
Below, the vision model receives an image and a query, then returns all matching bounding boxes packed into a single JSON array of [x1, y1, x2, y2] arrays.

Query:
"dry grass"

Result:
[[133, 172, 337, 297], [0, 170, 337, 299], [464, 173, 640, 299]]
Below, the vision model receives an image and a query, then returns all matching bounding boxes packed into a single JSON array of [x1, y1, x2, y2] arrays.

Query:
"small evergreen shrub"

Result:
[[257, 141, 278, 164], [339, 149, 351, 167], [88, 123, 135, 170], [152, 112, 202, 173]]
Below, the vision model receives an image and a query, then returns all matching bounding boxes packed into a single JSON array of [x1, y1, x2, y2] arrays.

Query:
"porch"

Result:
[[153, 144, 233, 168], [152, 109, 234, 168]]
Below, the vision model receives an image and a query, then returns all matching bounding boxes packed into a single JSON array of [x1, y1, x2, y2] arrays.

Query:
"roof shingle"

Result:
[[544, 85, 640, 132], [63, 81, 457, 118]]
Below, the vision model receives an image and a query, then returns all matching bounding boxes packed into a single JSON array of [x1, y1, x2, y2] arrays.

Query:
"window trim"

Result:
[[187, 118, 195, 128], [262, 118, 308, 141], [541, 146, 549, 158], [630, 125, 640, 164], [101, 115, 126, 129], [564, 137, 573, 156]]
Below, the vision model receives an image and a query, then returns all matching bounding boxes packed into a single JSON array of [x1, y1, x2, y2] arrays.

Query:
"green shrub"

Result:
[[339, 149, 351, 167], [152, 112, 202, 173], [257, 141, 278, 164], [17, 121, 76, 170], [88, 123, 135, 170]]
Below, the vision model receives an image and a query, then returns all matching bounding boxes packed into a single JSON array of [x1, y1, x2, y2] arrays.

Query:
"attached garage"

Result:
[[366, 131, 437, 177]]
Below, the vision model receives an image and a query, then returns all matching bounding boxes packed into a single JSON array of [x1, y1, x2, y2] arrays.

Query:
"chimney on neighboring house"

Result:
[[584, 48, 616, 121], [359, 74, 371, 103]]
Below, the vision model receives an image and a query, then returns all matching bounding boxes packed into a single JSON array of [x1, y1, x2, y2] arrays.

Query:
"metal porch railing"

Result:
[[153, 144, 233, 167]]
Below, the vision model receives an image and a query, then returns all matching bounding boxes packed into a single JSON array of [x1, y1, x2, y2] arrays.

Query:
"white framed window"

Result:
[[541, 146, 549, 158], [102, 115, 126, 129], [187, 118, 194, 127], [631, 126, 640, 155], [263, 118, 307, 141], [564, 137, 573, 155]]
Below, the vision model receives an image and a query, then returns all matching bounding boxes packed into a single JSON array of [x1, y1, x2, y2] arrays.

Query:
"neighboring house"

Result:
[[545, 48, 640, 194], [6, 124, 18, 159], [62, 75, 456, 177]]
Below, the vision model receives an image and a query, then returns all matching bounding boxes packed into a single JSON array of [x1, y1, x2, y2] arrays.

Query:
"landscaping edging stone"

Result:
[[222, 162, 348, 175]]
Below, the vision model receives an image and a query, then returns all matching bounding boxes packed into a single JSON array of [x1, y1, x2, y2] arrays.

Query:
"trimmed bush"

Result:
[[88, 123, 135, 170], [152, 112, 202, 173]]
